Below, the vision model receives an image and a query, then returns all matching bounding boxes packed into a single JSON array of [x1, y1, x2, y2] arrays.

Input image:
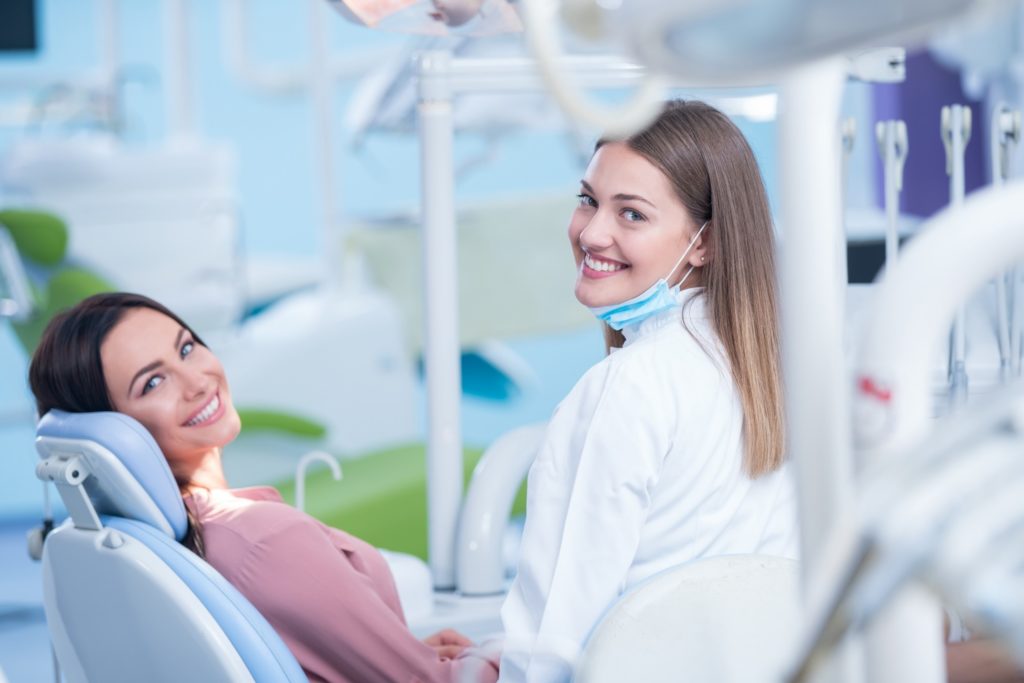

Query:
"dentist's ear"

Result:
[[687, 221, 710, 267], [687, 243, 708, 268]]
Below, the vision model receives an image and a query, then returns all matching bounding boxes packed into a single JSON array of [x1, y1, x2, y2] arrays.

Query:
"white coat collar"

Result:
[[621, 286, 705, 348]]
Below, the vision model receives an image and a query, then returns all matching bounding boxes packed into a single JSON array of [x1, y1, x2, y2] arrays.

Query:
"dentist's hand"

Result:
[[423, 629, 474, 659]]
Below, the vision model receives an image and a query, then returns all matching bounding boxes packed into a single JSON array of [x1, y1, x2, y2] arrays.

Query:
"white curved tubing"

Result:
[[456, 422, 546, 595], [855, 180, 1024, 458], [295, 450, 342, 513], [853, 184, 1024, 683], [519, 0, 667, 138], [852, 180, 1024, 680], [929, 462, 1024, 595]]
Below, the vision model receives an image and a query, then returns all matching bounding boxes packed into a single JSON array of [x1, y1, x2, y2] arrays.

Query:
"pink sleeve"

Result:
[[232, 517, 499, 683]]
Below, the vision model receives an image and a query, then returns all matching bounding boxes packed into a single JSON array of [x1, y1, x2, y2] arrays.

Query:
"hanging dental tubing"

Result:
[[992, 105, 1022, 377], [519, 0, 668, 137], [876, 120, 908, 270], [941, 104, 972, 406]]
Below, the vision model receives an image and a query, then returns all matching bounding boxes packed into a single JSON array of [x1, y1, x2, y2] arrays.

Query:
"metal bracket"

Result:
[[841, 117, 857, 158], [36, 455, 102, 532], [847, 47, 906, 84]]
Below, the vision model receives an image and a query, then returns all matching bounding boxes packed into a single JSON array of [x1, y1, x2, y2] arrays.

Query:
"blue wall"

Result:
[[0, 0, 804, 519]]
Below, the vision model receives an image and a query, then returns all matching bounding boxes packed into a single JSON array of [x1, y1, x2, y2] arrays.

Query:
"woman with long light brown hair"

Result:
[[499, 100, 798, 682]]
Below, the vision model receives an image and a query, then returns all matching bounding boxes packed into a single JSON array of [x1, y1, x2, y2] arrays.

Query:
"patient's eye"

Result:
[[142, 375, 164, 395], [181, 340, 194, 359]]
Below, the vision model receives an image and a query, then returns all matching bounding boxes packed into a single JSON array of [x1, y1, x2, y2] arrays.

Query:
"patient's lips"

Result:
[[183, 392, 225, 427]]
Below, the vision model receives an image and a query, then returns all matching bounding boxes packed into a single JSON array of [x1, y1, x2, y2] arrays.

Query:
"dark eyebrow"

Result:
[[579, 180, 657, 209], [127, 328, 185, 398]]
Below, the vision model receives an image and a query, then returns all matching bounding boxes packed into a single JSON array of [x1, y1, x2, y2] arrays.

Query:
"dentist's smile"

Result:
[[582, 253, 630, 279]]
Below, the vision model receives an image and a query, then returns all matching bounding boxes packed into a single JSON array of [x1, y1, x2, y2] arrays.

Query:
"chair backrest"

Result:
[[574, 554, 801, 683], [35, 410, 308, 683]]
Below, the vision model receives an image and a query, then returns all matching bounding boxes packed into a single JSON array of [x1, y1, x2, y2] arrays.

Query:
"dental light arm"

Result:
[[519, 0, 667, 138]]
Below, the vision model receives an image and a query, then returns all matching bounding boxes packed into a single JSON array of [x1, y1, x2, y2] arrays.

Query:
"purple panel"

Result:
[[871, 50, 987, 218]]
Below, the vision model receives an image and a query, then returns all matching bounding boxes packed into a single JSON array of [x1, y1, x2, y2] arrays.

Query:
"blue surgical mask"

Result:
[[588, 221, 708, 331]]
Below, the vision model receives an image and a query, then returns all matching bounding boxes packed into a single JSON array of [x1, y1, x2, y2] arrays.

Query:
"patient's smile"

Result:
[[184, 393, 223, 427]]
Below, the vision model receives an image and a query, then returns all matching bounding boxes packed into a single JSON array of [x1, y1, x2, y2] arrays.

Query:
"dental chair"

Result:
[[34, 410, 308, 683], [575, 554, 801, 683]]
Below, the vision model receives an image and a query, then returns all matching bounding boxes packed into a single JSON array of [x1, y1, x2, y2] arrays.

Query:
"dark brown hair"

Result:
[[29, 292, 208, 556], [598, 100, 784, 477]]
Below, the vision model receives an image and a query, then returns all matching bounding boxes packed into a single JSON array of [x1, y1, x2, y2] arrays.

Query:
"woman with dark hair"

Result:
[[499, 101, 798, 682], [29, 292, 499, 683]]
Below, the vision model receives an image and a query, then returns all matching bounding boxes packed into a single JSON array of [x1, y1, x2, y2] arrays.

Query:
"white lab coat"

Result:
[[498, 289, 799, 683]]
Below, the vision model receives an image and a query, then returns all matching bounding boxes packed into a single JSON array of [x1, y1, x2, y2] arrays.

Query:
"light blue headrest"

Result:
[[36, 410, 188, 541]]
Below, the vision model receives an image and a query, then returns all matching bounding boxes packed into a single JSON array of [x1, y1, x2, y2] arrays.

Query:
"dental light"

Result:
[[325, 0, 521, 35], [519, 0, 987, 136], [607, 0, 980, 81]]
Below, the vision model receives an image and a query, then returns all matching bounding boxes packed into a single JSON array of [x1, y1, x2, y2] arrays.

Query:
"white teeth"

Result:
[[585, 254, 626, 272], [186, 394, 220, 427]]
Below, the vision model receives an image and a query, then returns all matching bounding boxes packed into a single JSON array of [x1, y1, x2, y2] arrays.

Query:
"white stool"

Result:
[[576, 554, 801, 683]]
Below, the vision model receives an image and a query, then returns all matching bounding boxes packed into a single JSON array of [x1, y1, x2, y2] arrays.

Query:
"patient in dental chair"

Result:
[[28, 292, 500, 683]]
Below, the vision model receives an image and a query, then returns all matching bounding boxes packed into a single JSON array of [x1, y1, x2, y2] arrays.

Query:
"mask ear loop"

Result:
[[664, 220, 709, 289]]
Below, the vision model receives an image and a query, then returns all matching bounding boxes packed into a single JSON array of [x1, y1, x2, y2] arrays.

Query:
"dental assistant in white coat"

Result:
[[499, 101, 799, 683]]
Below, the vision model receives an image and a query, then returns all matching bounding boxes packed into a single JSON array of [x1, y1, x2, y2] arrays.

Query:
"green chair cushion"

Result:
[[237, 409, 327, 439], [12, 267, 113, 354], [0, 209, 69, 266]]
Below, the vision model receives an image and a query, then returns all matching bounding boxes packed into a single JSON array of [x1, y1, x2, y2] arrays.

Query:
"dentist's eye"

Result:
[[142, 375, 164, 395], [181, 340, 194, 359], [622, 208, 646, 223], [576, 193, 597, 208]]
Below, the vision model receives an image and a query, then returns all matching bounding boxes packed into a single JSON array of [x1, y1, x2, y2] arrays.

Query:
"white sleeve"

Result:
[[499, 356, 674, 683]]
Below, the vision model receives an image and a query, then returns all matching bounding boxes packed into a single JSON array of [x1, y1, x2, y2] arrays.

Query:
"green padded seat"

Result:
[[274, 443, 527, 561]]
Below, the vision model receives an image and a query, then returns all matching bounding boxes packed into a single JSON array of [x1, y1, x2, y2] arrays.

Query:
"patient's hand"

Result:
[[423, 629, 474, 659]]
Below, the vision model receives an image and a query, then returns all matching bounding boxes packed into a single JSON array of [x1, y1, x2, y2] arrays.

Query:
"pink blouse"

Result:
[[185, 486, 500, 683]]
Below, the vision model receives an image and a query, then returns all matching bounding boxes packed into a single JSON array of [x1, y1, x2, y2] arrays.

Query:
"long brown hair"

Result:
[[28, 292, 208, 556], [600, 100, 784, 477]]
